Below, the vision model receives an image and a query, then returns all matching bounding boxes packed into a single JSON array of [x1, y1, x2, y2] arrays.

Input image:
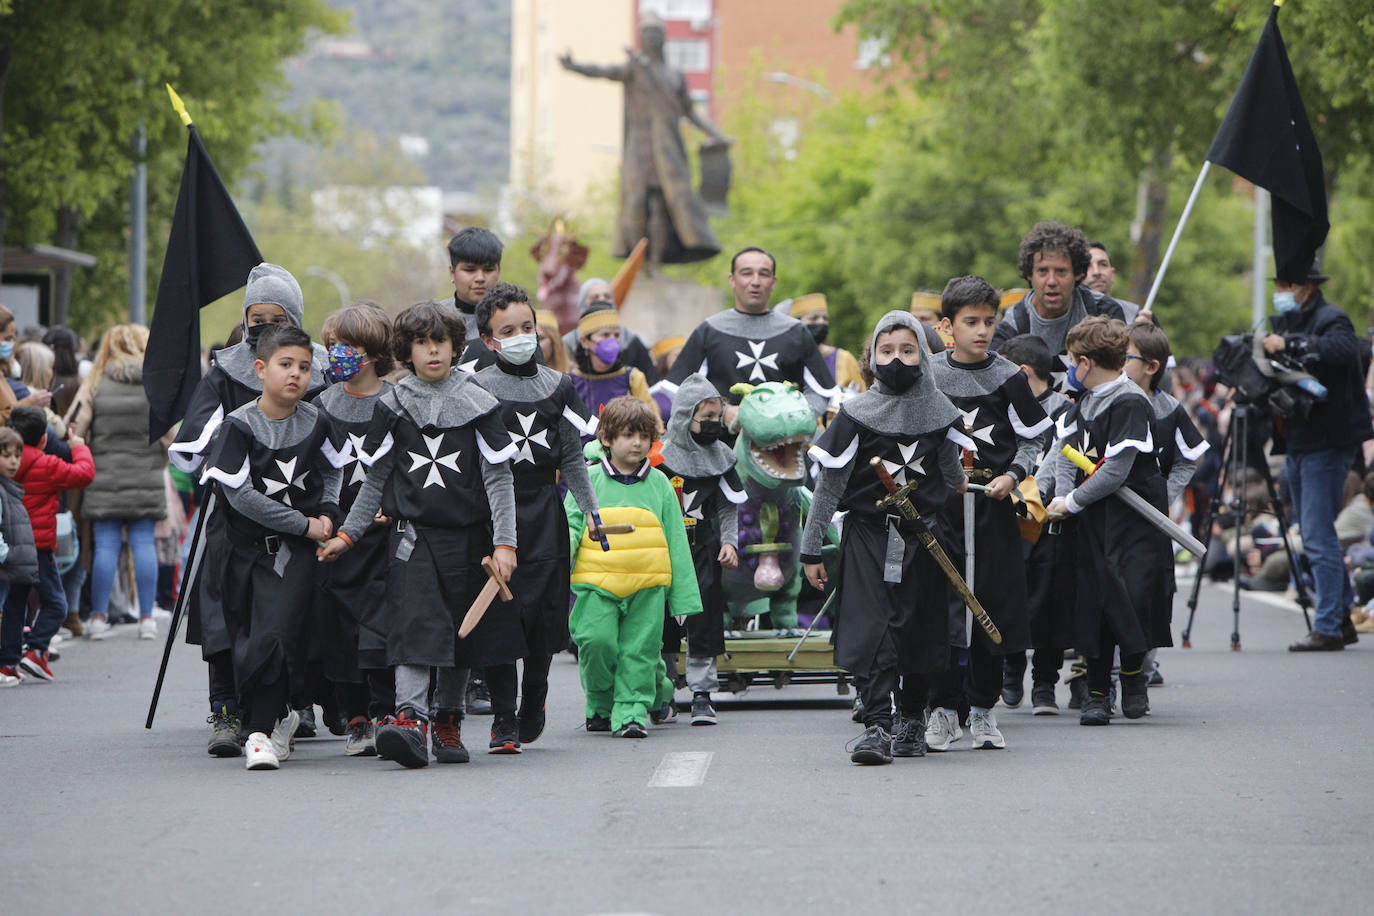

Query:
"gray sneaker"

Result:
[[891, 714, 927, 757], [206, 704, 242, 758], [344, 716, 376, 756], [968, 708, 1006, 749], [924, 707, 962, 752]]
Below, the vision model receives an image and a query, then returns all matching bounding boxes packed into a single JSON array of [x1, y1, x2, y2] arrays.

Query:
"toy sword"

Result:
[[459, 556, 514, 638], [870, 456, 1002, 644], [1059, 444, 1207, 557], [962, 449, 976, 645]]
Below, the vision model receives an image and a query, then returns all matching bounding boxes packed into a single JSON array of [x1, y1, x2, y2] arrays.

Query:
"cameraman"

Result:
[[1263, 264, 1373, 651]]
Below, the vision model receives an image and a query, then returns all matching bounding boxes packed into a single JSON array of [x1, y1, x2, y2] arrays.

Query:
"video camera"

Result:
[[1212, 334, 1327, 419]]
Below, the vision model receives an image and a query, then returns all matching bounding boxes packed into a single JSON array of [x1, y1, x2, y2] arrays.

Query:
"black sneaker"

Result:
[[517, 704, 546, 744], [293, 706, 317, 739], [1067, 677, 1087, 710], [375, 707, 430, 768], [206, 703, 242, 758], [891, 715, 927, 757], [613, 721, 647, 738], [489, 712, 522, 753], [649, 702, 678, 725], [1148, 668, 1165, 687], [849, 725, 893, 765], [585, 714, 612, 732], [1031, 683, 1058, 716], [1079, 694, 1111, 726], [1120, 673, 1149, 719], [690, 693, 717, 726], [373, 714, 395, 759], [1001, 671, 1024, 709], [466, 676, 493, 715], [432, 708, 470, 763]]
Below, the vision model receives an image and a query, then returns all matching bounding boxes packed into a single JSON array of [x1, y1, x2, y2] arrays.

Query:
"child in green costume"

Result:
[[565, 395, 702, 737]]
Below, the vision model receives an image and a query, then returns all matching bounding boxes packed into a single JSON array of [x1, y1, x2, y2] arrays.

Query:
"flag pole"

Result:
[[1251, 188, 1269, 330], [1141, 160, 1211, 312]]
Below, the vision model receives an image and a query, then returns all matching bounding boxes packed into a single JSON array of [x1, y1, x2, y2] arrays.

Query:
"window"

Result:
[[665, 39, 710, 73], [640, 0, 712, 21]]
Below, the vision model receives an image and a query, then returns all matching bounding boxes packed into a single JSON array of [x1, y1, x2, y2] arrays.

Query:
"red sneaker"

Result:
[[0, 664, 23, 685], [19, 650, 54, 681]]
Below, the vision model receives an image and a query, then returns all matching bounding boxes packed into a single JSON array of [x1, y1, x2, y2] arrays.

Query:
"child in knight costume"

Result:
[[656, 373, 746, 725], [313, 303, 397, 757], [996, 333, 1075, 714], [472, 283, 601, 752], [198, 325, 346, 770], [802, 311, 973, 766], [318, 301, 518, 768], [565, 396, 702, 738], [1124, 322, 1207, 690], [927, 276, 1050, 753], [1045, 316, 1173, 726], [167, 263, 329, 758]]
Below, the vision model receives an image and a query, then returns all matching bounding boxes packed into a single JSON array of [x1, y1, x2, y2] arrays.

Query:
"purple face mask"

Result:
[[593, 336, 621, 365]]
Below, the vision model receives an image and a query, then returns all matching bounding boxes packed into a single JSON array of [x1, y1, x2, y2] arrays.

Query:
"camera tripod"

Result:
[[1181, 402, 1312, 650]]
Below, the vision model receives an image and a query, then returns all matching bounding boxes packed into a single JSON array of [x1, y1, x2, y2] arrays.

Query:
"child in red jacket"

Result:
[[3, 406, 95, 680]]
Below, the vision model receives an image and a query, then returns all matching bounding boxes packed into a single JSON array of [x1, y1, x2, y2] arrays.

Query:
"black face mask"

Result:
[[244, 322, 275, 352], [806, 322, 829, 345], [874, 359, 922, 393], [691, 419, 725, 445]]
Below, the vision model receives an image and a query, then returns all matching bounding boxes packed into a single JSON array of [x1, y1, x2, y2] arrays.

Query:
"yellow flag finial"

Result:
[[1274, 0, 1285, 7], [166, 84, 192, 127]]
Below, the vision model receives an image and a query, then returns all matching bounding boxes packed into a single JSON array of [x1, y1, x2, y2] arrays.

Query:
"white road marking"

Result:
[[647, 751, 713, 788]]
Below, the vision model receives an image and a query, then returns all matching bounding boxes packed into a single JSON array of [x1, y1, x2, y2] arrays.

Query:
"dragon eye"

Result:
[[758, 393, 771, 401]]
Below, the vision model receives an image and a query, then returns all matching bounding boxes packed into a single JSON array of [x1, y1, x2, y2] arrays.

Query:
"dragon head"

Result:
[[731, 381, 816, 489]]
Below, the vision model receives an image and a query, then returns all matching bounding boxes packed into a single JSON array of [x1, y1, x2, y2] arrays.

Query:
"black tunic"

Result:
[[658, 463, 746, 657], [809, 411, 964, 677], [1057, 389, 1173, 655], [200, 406, 342, 697]]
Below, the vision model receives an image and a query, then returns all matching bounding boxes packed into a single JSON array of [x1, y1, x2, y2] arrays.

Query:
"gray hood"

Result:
[[578, 277, 611, 314], [242, 263, 304, 329], [842, 310, 960, 436], [659, 373, 734, 477]]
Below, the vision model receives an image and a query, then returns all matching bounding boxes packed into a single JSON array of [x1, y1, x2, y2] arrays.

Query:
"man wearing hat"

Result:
[[778, 293, 866, 391], [1263, 263, 1373, 651]]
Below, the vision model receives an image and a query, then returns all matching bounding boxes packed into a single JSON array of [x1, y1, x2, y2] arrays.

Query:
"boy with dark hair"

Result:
[[995, 333, 1076, 714], [1124, 322, 1207, 691], [443, 226, 505, 374], [318, 300, 518, 768], [315, 303, 398, 756], [565, 395, 701, 738], [473, 282, 602, 751], [200, 324, 345, 770], [925, 276, 1049, 752], [1, 406, 94, 681], [656, 373, 746, 724], [0, 426, 40, 686], [168, 263, 330, 756], [802, 311, 973, 765], [1046, 316, 1172, 725]]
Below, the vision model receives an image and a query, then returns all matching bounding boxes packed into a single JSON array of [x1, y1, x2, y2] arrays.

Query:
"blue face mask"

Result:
[[1065, 360, 1087, 392], [1273, 291, 1300, 314], [0, 341, 12, 360]]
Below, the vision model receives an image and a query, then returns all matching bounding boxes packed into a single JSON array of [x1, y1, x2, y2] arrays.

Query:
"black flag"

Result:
[[144, 125, 262, 440], [1206, 4, 1326, 284]]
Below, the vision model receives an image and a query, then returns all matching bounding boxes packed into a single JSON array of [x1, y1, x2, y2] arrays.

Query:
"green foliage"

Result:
[[1, 0, 346, 334]]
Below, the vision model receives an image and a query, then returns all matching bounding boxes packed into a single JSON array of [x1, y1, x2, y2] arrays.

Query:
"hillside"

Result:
[[282, 0, 510, 192]]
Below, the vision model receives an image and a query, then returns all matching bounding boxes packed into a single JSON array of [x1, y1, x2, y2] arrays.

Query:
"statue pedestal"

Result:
[[619, 278, 723, 349]]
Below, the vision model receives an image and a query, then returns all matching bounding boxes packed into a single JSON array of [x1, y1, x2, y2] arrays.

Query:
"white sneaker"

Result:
[[86, 618, 112, 640], [137, 618, 158, 640], [244, 732, 280, 770], [0, 670, 20, 687], [968, 707, 1006, 749], [924, 708, 962, 752], [50, 633, 64, 647], [56, 627, 73, 640], [152, 605, 173, 622], [269, 709, 301, 761]]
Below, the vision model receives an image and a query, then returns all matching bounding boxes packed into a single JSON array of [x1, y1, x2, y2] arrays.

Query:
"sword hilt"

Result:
[[589, 511, 611, 552]]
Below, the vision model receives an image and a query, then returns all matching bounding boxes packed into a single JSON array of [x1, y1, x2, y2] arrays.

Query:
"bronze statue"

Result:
[[560, 13, 730, 272]]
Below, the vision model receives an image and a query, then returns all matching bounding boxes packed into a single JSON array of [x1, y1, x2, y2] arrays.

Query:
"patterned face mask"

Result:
[[328, 344, 365, 381]]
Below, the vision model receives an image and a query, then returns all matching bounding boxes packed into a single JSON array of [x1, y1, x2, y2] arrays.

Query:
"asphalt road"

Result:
[[2, 578, 1370, 915]]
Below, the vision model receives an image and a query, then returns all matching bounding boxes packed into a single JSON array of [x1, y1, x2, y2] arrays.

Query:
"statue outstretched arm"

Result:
[[559, 51, 629, 82]]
